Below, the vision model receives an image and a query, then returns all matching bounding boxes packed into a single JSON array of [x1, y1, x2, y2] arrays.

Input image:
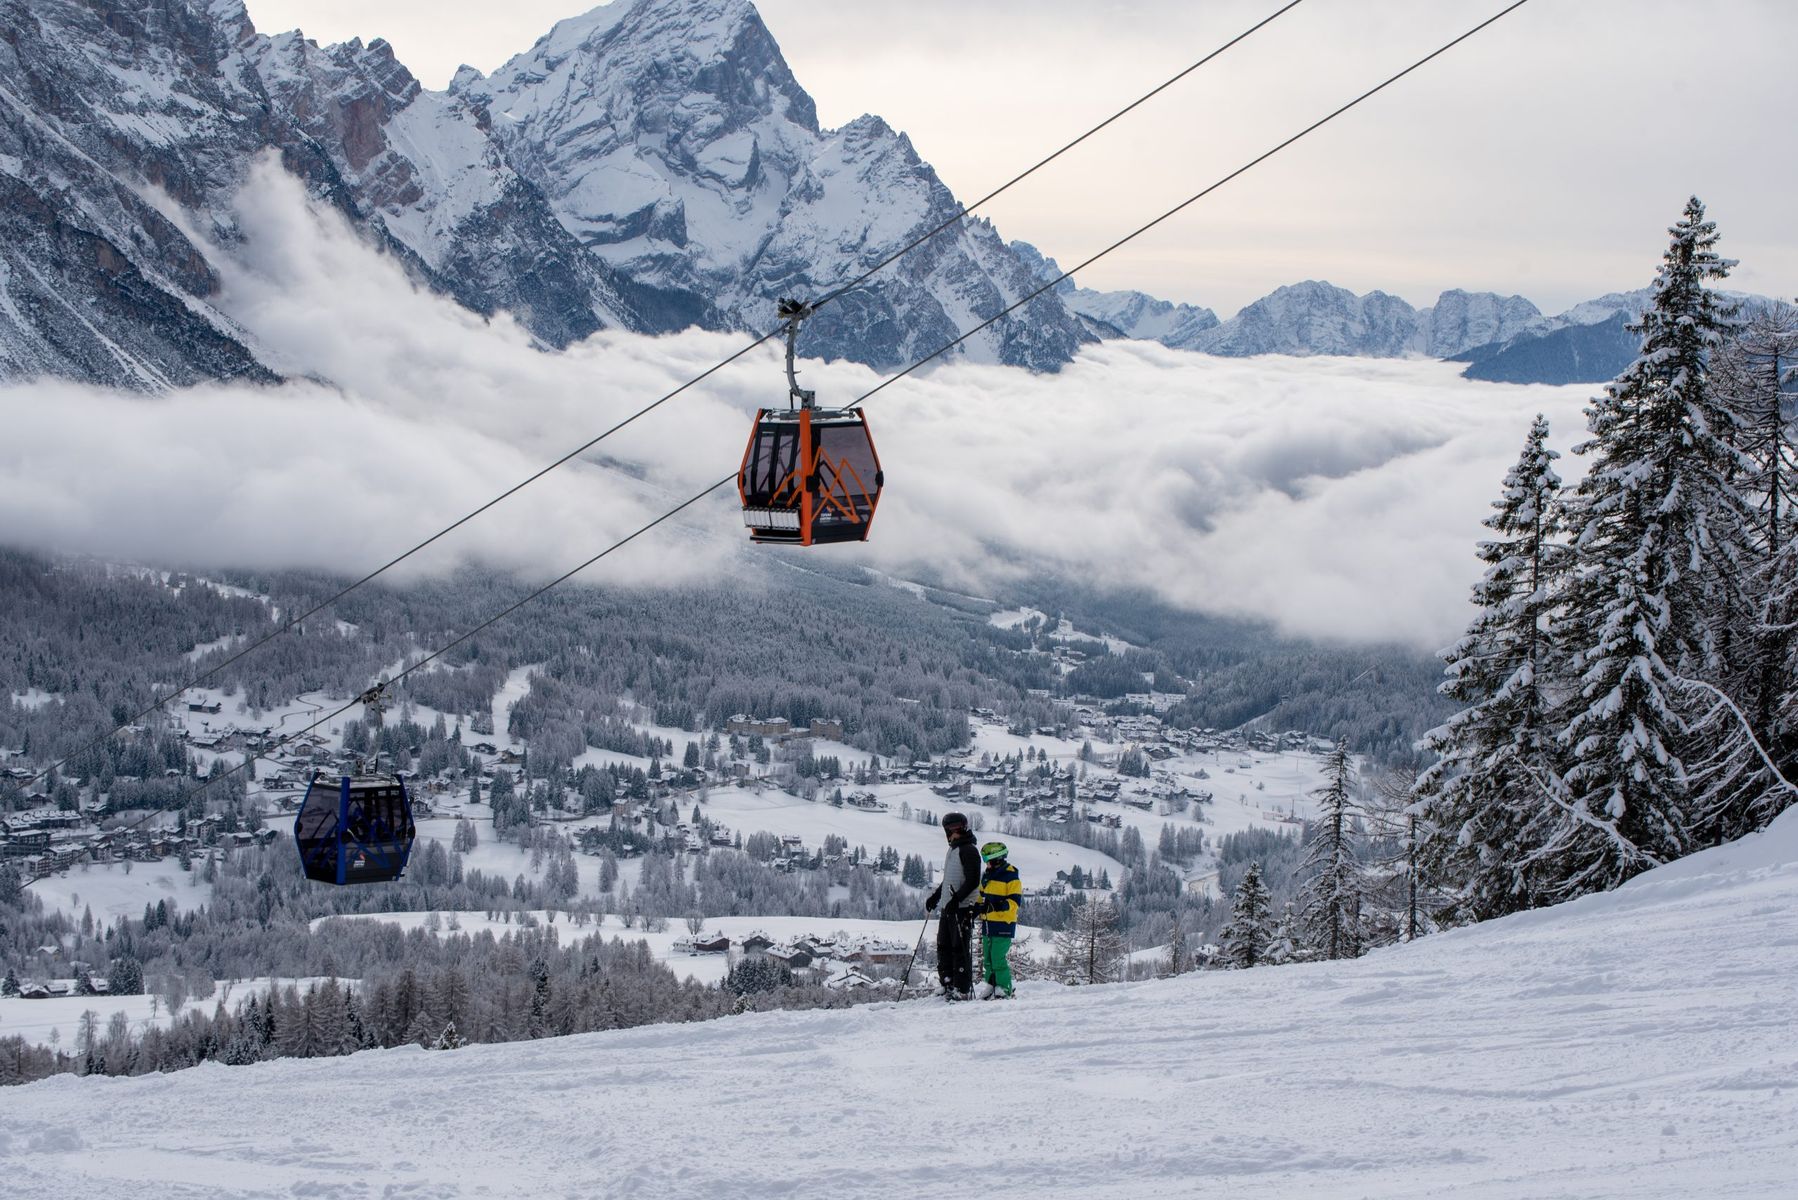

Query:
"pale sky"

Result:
[[243, 0, 1798, 318]]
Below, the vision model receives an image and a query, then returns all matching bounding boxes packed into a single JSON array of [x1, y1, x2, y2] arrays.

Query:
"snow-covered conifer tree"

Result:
[[1219, 862, 1273, 969], [1298, 742, 1364, 959], [1548, 197, 1748, 895], [1699, 300, 1798, 833], [1415, 415, 1571, 917], [1264, 901, 1300, 965]]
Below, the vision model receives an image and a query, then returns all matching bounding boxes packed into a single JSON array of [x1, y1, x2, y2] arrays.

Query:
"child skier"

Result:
[[977, 841, 1021, 999]]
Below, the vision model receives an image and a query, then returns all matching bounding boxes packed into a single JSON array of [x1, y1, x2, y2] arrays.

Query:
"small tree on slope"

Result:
[[1414, 414, 1573, 918], [1055, 895, 1126, 985], [1299, 742, 1364, 961], [1548, 196, 1749, 897], [1219, 862, 1274, 969]]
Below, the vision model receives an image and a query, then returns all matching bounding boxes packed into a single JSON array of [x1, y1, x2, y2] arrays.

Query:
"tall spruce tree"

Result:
[[1550, 196, 1748, 895], [1704, 300, 1798, 830], [1298, 742, 1364, 959], [1219, 862, 1274, 969], [1415, 415, 1571, 917]]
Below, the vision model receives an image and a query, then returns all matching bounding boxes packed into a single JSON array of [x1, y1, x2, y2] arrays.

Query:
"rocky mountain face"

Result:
[[0, 0, 284, 387], [0, 0, 661, 388], [0, 0, 1088, 390], [462, 0, 1088, 372], [238, 27, 662, 346], [1413, 289, 1545, 359], [1188, 280, 1422, 358], [1176, 280, 1546, 360]]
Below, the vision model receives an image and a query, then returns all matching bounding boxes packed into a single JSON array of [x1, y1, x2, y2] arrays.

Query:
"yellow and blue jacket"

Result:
[[980, 859, 1021, 938]]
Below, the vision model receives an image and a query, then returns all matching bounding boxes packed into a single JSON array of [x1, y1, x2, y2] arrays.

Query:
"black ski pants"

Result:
[[937, 906, 976, 994]]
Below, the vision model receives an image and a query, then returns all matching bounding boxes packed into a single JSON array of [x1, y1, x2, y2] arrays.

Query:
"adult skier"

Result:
[[925, 811, 982, 1000]]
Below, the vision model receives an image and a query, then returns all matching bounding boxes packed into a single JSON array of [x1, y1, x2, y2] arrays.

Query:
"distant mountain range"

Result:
[[1012, 243, 1670, 385], [0, 0, 1722, 392]]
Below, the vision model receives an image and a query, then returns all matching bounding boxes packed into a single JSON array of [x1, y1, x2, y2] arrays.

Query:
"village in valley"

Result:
[[3, 680, 1337, 993], [1, 592, 1345, 1011]]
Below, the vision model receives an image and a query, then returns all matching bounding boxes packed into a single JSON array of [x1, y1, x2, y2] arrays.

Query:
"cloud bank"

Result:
[[0, 165, 1595, 647]]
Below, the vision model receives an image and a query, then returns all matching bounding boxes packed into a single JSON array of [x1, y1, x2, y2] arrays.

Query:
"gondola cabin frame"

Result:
[[294, 771, 417, 885], [737, 406, 883, 545]]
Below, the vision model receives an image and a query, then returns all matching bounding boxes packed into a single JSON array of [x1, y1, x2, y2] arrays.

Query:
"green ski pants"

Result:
[[981, 933, 1014, 994]]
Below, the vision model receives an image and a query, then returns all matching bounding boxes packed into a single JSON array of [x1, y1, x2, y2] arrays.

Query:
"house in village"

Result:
[[726, 715, 791, 739], [762, 947, 814, 971], [824, 967, 876, 991], [672, 934, 731, 955]]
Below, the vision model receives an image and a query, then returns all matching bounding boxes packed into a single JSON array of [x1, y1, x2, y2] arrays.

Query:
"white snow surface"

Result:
[[27, 859, 211, 924], [9, 808, 1798, 1196]]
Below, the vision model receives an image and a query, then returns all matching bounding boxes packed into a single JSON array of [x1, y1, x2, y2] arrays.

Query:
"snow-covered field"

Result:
[[28, 859, 210, 922], [313, 911, 1052, 986], [9, 802, 1798, 1196]]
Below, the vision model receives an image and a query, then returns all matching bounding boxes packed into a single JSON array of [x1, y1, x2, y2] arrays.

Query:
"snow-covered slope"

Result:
[[466, 0, 1090, 372], [8, 809, 1798, 1196]]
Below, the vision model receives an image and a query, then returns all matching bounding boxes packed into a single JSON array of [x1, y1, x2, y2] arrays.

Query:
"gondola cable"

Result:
[[844, 0, 1537, 411], [20, 0, 1534, 888], [1, 0, 1308, 806]]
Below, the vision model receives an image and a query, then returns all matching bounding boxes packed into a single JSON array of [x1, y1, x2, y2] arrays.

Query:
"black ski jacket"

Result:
[[930, 831, 983, 914]]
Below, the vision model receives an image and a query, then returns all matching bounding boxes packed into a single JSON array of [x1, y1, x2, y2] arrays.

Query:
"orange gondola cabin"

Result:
[[738, 299, 883, 545]]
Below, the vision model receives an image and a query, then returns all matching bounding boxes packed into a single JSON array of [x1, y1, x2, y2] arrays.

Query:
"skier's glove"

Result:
[[925, 888, 941, 913]]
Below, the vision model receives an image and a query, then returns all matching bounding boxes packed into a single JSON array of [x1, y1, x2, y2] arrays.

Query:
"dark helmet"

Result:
[[941, 811, 969, 832]]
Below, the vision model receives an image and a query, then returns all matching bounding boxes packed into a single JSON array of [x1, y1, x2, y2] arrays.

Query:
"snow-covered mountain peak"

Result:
[[526, 0, 779, 74], [204, 0, 257, 46], [469, 0, 820, 271], [485, 0, 819, 134], [1186, 279, 1419, 358], [1411, 287, 1541, 357], [447, 64, 486, 94], [463, 0, 1085, 370]]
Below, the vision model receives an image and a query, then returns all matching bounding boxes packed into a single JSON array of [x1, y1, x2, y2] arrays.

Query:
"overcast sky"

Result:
[[243, 0, 1798, 317]]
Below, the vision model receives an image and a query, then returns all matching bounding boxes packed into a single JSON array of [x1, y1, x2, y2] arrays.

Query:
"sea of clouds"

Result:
[[0, 164, 1598, 648]]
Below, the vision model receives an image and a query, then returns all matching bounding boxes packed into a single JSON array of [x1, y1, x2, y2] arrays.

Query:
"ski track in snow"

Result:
[[8, 812, 1798, 1197]]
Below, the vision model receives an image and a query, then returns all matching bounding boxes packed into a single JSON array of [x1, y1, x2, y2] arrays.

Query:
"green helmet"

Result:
[[980, 841, 1008, 863]]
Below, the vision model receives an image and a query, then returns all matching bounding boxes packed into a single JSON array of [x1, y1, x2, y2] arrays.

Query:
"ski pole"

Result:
[[896, 913, 931, 999]]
